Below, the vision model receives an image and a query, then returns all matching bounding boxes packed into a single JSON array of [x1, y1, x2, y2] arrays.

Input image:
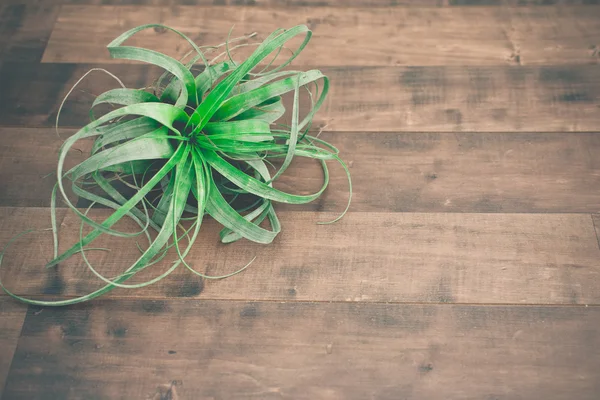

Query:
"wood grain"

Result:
[[0, 4, 21, 58], [281, 130, 600, 213], [0, 1, 59, 62], [1, 62, 599, 132], [43, 5, 513, 66], [56, 0, 600, 6], [322, 65, 600, 132], [1, 208, 599, 305], [3, 300, 600, 399], [43, 5, 600, 66], [0, 299, 27, 399], [0, 128, 90, 208], [5, 127, 600, 213]]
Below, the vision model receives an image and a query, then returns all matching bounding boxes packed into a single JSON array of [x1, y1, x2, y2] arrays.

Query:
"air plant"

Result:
[[0, 24, 351, 306]]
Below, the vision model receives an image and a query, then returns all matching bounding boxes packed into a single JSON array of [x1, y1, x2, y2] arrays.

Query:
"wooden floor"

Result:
[[1, 1, 600, 399]]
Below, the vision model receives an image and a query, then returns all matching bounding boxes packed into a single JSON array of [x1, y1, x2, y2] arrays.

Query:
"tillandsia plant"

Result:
[[0, 24, 351, 306]]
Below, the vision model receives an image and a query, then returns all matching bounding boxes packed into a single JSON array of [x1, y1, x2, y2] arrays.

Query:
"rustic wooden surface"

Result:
[[1, 1, 600, 399], [4, 301, 600, 400]]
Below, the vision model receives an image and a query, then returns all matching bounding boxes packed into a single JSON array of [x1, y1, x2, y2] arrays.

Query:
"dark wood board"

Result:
[[2, 207, 599, 305], [3, 300, 600, 400], [53, 0, 600, 6], [1, 63, 600, 132]]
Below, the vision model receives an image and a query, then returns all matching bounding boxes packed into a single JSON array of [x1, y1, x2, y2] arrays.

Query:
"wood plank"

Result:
[[5, 128, 600, 213], [44, 5, 514, 66], [56, 0, 600, 6], [322, 65, 600, 132], [42, 5, 600, 66], [4, 300, 600, 399], [0, 1, 59, 62], [274, 130, 600, 214], [1, 208, 600, 304], [0, 299, 27, 399], [1, 63, 599, 132]]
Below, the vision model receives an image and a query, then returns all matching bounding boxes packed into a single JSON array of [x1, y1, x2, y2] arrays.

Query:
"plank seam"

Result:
[[592, 214, 600, 251], [7, 122, 600, 135], [0, 295, 597, 308]]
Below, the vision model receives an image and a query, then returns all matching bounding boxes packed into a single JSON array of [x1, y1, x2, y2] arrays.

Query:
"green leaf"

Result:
[[92, 117, 158, 154], [203, 149, 329, 204], [190, 25, 312, 133], [48, 144, 189, 268], [107, 24, 208, 107], [68, 129, 174, 180], [232, 96, 285, 124], [205, 177, 280, 244], [92, 88, 159, 109], [212, 70, 327, 124]]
